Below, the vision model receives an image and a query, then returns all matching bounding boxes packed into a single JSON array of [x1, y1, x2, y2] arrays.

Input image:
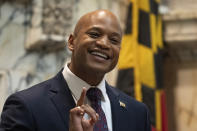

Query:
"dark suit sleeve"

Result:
[[0, 94, 35, 131], [144, 105, 151, 131]]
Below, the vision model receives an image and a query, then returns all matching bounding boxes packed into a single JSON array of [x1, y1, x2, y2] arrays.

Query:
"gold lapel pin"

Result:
[[119, 101, 126, 108]]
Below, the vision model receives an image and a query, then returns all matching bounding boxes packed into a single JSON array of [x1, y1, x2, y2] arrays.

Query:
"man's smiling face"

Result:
[[68, 10, 122, 83]]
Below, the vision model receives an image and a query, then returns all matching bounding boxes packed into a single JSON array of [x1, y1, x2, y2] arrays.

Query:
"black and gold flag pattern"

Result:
[[116, 0, 168, 131]]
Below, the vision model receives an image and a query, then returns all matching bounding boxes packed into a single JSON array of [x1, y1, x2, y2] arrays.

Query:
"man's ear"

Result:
[[68, 34, 75, 51]]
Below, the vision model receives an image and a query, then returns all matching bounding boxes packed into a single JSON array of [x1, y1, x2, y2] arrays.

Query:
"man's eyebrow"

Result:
[[111, 32, 121, 38], [87, 27, 122, 37], [86, 27, 102, 32]]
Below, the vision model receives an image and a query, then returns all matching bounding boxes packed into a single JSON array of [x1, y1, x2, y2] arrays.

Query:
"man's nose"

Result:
[[96, 36, 110, 49]]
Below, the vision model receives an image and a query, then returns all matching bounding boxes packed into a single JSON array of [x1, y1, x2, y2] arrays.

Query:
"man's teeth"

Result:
[[90, 51, 108, 59]]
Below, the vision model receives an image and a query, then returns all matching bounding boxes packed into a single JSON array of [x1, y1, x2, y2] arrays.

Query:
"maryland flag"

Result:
[[116, 0, 168, 131]]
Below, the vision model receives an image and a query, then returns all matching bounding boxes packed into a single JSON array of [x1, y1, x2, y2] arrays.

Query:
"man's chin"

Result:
[[88, 65, 112, 74]]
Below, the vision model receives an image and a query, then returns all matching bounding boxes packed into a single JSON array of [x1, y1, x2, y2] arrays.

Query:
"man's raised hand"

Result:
[[69, 87, 99, 131]]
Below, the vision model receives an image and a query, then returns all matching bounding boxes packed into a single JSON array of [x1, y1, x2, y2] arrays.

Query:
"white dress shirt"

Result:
[[62, 63, 112, 131]]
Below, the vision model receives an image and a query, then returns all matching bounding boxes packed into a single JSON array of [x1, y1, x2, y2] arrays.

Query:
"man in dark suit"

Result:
[[0, 10, 151, 131]]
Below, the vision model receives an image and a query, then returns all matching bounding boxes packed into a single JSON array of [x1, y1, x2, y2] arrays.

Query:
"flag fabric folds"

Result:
[[116, 0, 168, 131]]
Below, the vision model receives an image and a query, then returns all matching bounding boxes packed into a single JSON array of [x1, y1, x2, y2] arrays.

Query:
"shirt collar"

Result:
[[62, 62, 107, 102]]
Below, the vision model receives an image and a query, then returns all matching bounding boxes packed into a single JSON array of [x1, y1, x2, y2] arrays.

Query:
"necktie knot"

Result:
[[86, 87, 102, 102]]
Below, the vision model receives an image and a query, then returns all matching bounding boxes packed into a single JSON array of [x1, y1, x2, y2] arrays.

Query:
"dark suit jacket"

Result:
[[0, 70, 151, 131]]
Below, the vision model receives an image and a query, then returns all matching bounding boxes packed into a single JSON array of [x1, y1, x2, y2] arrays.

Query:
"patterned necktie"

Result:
[[86, 88, 109, 131]]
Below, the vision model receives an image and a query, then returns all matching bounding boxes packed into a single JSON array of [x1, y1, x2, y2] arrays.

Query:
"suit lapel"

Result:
[[49, 71, 76, 129], [106, 83, 128, 131]]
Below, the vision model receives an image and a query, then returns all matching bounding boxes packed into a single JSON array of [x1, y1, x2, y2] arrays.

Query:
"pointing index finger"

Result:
[[77, 87, 87, 106]]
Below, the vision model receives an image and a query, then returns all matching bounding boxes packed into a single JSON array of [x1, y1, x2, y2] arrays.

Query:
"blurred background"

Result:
[[0, 0, 197, 131]]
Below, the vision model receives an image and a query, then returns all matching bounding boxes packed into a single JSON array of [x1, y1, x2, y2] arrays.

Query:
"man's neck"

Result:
[[68, 63, 104, 86]]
